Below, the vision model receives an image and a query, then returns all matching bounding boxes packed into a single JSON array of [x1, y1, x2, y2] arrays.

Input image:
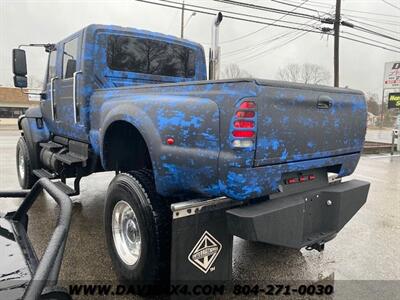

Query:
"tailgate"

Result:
[[254, 82, 367, 166]]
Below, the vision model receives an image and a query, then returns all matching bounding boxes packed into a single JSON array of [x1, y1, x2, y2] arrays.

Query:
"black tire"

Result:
[[16, 137, 37, 189], [104, 170, 171, 288]]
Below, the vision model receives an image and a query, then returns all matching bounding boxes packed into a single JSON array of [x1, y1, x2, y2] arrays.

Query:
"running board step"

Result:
[[53, 181, 77, 196], [54, 153, 87, 165], [33, 169, 57, 179], [39, 141, 64, 150]]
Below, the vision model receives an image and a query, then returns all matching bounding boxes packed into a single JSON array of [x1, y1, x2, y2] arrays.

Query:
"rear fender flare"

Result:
[[99, 103, 162, 174]]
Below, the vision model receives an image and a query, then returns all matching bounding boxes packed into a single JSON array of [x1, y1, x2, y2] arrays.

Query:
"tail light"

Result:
[[299, 175, 307, 182], [239, 101, 256, 109], [308, 174, 316, 180], [286, 178, 298, 184], [234, 120, 254, 128], [231, 99, 256, 148], [286, 174, 316, 185], [232, 130, 255, 138], [236, 111, 255, 118]]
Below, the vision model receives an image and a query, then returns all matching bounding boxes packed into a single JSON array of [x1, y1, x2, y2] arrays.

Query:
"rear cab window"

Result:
[[106, 35, 196, 78]]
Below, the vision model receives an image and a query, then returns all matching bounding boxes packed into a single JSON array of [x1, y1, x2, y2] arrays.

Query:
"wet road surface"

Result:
[[0, 129, 399, 299]]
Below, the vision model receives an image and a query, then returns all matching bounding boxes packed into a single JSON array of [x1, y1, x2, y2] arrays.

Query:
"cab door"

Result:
[[54, 34, 87, 141], [41, 46, 61, 133]]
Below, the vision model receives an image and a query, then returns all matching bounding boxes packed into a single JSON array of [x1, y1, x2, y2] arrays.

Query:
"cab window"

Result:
[[107, 35, 196, 78], [47, 50, 57, 82], [62, 37, 79, 79]]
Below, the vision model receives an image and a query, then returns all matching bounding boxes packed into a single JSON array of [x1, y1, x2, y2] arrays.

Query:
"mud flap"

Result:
[[169, 179, 369, 285], [170, 197, 239, 283]]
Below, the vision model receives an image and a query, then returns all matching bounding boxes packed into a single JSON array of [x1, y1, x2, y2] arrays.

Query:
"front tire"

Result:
[[16, 137, 36, 189], [104, 170, 171, 287]]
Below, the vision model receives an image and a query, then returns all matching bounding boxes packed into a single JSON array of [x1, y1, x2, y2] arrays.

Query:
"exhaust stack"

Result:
[[209, 12, 223, 80]]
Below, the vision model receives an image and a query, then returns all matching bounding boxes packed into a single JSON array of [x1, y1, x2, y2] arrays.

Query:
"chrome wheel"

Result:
[[18, 150, 25, 181], [112, 200, 141, 266]]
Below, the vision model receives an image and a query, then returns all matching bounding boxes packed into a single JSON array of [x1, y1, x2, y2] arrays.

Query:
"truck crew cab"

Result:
[[12, 24, 369, 285]]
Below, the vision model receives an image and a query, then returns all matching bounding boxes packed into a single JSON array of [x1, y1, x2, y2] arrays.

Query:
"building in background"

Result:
[[367, 112, 379, 127], [0, 87, 38, 127]]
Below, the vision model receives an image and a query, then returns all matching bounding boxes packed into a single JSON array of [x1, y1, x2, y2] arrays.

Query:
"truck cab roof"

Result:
[[50, 24, 207, 88], [55, 24, 204, 50]]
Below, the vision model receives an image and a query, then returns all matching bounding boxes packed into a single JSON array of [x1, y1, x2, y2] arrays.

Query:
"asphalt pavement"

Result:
[[0, 129, 399, 299]]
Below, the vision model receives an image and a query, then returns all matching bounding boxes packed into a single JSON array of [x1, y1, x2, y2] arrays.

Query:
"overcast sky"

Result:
[[0, 0, 399, 97]]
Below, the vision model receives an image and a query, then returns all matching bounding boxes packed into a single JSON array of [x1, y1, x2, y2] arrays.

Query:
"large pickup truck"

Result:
[[11, 24, 369, 285]]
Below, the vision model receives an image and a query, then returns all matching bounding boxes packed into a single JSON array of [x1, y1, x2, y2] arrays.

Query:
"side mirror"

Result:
[[12, 49, 27, 88], [13, 76, 27, 88]]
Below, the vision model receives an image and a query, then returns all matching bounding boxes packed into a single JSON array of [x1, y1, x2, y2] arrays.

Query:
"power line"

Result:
[[135, 0, 400, 54], [342, 13, 400, 27], [320, 14, 400, 42], [285, 0, 400, 27], [224, 20, 318, 57], [135, 0, 325, 34], [382, 0, 400, 11], [231, 30, 313, 65], [341, 35, 400, 53], [214, 0, 321, 20], [219, 0, 313, 44], [341, 31, 400, 51], [224, 27, 307, 57], [271, 0, 324, 15], [213, 0, 400, 43], [353, 24, 400, 42], [290, 0, 400, 18], [342, 15, 399, 35], [159, 0, 315, 28]]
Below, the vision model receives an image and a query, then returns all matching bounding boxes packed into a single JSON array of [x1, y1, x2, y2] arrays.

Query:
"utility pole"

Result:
[[333, 0, 341, 87], [180, 1, 185, 38]]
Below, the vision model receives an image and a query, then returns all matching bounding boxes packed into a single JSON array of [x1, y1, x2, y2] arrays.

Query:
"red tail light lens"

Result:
[[232, 130, 255, 138], [287, 178, 298, 184], [299, 175, 307, 182], [234, 120, 254, 128], [232, 99, 256, 147], [239, 101, 256, 109], [236, 111, 255, 118], [308, 175, 316, 180]]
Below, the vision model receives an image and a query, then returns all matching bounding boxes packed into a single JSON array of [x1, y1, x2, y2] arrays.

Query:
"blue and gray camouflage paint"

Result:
[[22, 24, 367, 201]]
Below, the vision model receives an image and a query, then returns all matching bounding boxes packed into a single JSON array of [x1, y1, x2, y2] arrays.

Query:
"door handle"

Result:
[[317, 95, 332, 109], [73, 71, 82, 123], [50, 77, 58, 120]]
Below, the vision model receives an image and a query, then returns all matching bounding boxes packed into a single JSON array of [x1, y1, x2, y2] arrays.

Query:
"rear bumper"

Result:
[[226, 179, 369, 248], [219, 153, 361, 201]]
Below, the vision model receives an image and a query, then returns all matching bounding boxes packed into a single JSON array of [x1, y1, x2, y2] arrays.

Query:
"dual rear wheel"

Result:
[[104, 170, 171, 286]]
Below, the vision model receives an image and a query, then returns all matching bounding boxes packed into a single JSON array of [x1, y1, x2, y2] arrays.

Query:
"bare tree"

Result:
[[221, 63, 252, 79], [277, 63, 331, 85], [366, 93, 380, 115]]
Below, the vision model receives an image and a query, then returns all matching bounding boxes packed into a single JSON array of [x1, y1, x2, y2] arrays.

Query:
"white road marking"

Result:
[[352, 174, 387, 183], [367, 154, 400, 159]]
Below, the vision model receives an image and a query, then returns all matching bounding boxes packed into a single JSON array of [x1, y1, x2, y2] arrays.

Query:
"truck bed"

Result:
[[91, 78, 367, 201]]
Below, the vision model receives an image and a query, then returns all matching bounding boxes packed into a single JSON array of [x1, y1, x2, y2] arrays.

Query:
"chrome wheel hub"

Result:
[[112, 200, 141, 266], [18, 150, 25, 180]]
